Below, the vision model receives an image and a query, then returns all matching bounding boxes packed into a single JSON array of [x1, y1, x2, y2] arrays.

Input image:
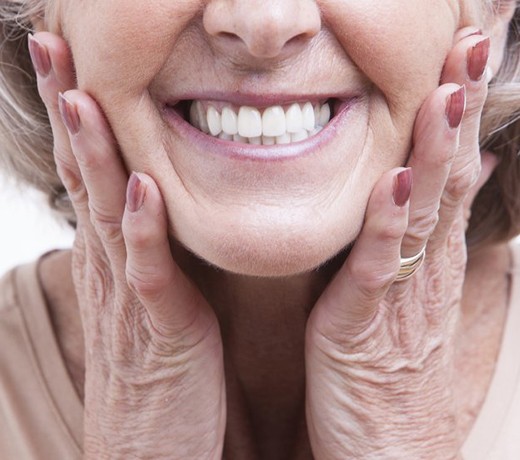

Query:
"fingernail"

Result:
[[446, 85, 466, 129], [127, 172, 146, 213], [58, 93, 81, 135], [28, 34, 52, 77], [467, 37, 490, 81], [393, 168, 413, 207]]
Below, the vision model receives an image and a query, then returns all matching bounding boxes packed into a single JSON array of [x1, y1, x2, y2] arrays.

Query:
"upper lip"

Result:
[[163, 91, 358, 109]]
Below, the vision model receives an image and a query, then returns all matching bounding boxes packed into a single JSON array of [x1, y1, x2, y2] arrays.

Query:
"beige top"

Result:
[[1, 248, 520, 460]]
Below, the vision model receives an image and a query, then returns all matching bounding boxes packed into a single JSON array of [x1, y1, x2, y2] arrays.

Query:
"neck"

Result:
[[174, 245, 344, 458]]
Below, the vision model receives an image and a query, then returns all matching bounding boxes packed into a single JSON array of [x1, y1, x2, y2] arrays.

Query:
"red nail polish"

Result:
[[58, 93, 81, 135], [467, 37, 490, 81], [446, 86, 466, 129], [393, 168, 413, 207], [127, 172, 146, 212], [28, 34, 51, 77]]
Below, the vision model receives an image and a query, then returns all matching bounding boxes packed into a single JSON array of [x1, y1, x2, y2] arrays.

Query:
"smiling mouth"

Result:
[[170, 99, 338, 146]]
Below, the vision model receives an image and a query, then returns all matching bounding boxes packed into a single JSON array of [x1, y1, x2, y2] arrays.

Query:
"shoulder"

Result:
[[0, 258, 42, 315]]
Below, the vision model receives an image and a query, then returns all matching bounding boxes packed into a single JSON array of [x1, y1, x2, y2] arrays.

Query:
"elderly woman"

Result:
[[0, 0, 519, 458]]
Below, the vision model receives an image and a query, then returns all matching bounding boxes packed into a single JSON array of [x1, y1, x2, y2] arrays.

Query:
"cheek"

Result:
[[64, 1, 199, 100], [323, 0, 457, 114]]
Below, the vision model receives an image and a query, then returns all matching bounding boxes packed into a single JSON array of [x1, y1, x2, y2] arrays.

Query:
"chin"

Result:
[[174, 214, 361, 277]]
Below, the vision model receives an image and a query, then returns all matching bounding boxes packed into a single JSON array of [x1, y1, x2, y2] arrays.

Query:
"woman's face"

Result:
[[57, 0, 485, 276]]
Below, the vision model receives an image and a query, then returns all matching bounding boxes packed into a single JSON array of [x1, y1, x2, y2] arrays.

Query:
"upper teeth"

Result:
[[189, 101, 331, 145]]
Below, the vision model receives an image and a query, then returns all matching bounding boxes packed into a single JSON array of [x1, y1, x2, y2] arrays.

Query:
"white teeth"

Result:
[[262, 106, 286, 137], [302, 102, 315, 131], [221, 107, 238, 135], [188, 100, 333, 145], [310, 126, 323, 136], [291, 129, 309, 143], [285, 103, 304, 133], [238, 106, 263, 138], [276, 133, 291, 144], [190, 101, 210, 133], [207, 106, 222, 136], [233, 134, 248, 143], [313, 104, 320, 124], [319, 103, 331, 127]]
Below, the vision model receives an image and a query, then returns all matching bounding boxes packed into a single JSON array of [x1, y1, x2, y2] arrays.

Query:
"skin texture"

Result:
[[29, 0, 517, 458], [50, 0, 489, 276]]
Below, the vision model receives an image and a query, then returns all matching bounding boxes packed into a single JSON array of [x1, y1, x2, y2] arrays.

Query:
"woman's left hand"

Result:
[[305, 29, 495, 459]]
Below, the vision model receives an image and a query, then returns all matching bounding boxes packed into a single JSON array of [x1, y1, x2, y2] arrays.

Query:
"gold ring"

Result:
[[395, 246, 426, 282]]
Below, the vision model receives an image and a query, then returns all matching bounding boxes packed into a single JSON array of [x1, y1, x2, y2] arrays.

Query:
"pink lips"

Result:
[[163, 98, 358, 161]]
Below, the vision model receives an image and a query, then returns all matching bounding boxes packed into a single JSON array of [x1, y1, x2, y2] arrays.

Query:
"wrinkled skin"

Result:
[[29, 0, 516, 458]]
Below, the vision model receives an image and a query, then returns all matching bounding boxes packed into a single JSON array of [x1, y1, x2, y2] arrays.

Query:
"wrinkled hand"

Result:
[[305, 29, 495, 459], [29, 32, 226, 459]]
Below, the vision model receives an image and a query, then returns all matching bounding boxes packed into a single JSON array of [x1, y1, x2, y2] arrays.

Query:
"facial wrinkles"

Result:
[[325, 0, 459, 106], [64, 1, 202, 98], [55, 0, 487, 277]]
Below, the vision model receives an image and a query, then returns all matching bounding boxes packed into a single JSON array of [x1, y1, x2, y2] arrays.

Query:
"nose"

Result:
[[203, 0, 321, 59]]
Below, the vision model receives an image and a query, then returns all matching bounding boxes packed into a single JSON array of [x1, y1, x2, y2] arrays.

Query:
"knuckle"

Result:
[[126, 266, 169, 302], [377, 219, 407, 241], [89, 204, 122, 238], [56, 163, 85, 192], [444, 158, 481, 202], [37, 82, 59, 111], [86, 257, 114, 310], [53, 143, 74, 167], [408, 208, 439, 242], [347, 260, 398, 297], [464, 87, 488, 117], [124, 220, 158, 249]]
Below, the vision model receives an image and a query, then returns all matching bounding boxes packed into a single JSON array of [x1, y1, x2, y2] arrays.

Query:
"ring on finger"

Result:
[[395, 246, 426, 282]]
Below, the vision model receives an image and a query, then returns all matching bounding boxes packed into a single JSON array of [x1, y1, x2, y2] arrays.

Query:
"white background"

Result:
[[0, 173, 74, 277]]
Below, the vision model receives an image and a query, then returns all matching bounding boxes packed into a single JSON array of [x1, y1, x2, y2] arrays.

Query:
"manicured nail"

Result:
[[393, 168, 413, 207], [446, 86, 466, 129], [467, 37, 490, 81], [58, 93, 81, 135], [127, 172, 146, 213], [28, 34, 51, 77]]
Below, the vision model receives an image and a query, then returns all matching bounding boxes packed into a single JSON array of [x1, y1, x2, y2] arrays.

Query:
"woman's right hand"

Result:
[[29, 32, 226, 459]]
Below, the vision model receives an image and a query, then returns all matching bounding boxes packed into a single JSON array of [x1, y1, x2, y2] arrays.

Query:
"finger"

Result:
[[399, 84, 464, 258], [436, 35, 491, 240], [122, 173, 215, 337], [312, 168, 411, 339], [28, 33, 81, 195], [452, 26, 482, 45], [58, 90, 128, 269]]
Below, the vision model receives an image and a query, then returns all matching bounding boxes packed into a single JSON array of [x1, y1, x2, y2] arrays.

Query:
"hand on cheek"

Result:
[[29, 32, 226, 459], [304, 27, 494, 459]]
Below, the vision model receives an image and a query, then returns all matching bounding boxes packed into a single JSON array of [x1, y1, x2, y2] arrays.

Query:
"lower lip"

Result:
[[163, 99, 358, 161]]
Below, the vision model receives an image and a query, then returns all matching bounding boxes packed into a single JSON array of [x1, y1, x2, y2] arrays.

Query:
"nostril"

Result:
[[219, 32, 240, 41], [286, 32, 315, 49], [202, 0, 321, 60]]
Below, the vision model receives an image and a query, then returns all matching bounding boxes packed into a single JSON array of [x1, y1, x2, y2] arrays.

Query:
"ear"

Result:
[[484, 0, 517, 76]]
